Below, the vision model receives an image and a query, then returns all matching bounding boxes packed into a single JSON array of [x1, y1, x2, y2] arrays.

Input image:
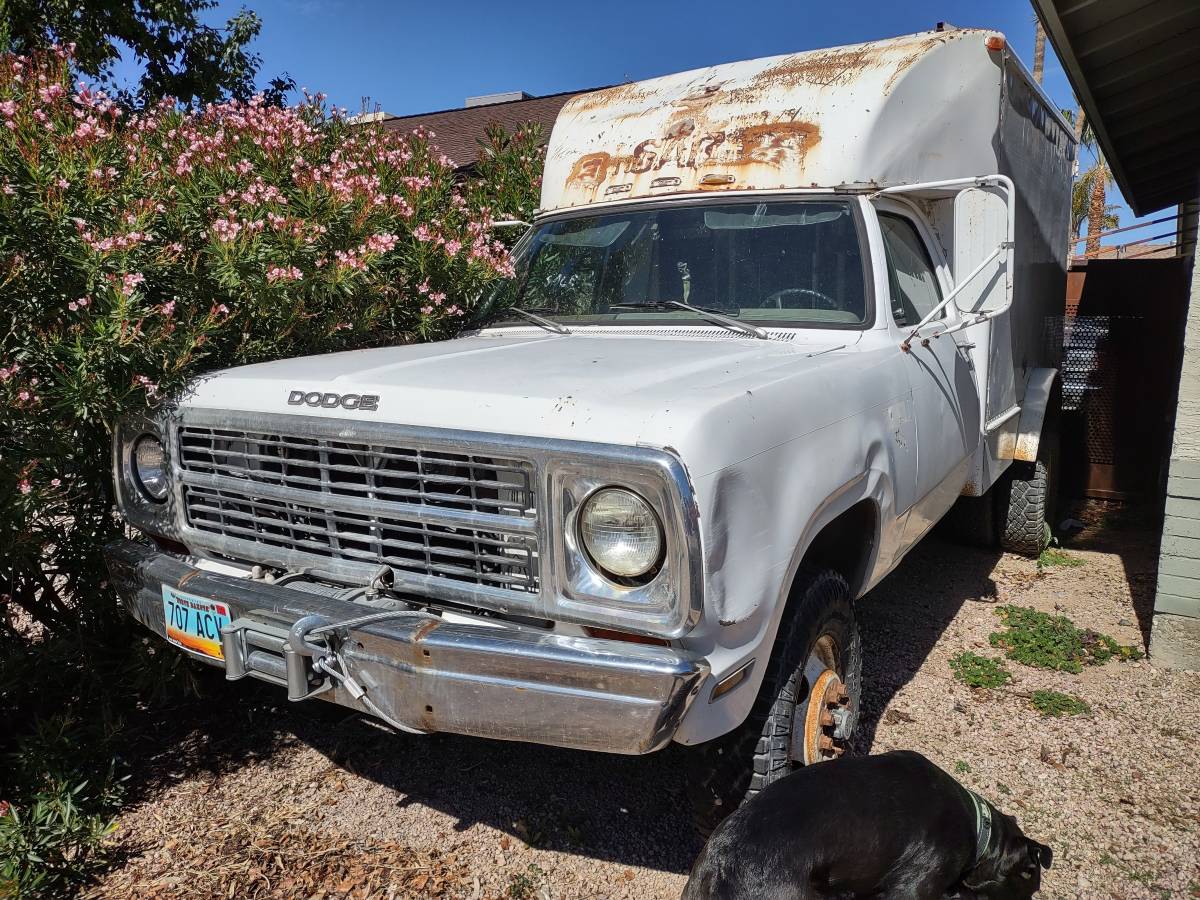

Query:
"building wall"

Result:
[[1152, 199, 1200, 669]]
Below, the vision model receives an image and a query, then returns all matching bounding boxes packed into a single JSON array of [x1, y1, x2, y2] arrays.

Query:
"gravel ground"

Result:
[[90, 503, 1200, 899]]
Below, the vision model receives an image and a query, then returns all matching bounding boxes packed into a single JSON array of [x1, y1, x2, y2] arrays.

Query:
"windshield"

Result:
[[488, 199, 869, 328]]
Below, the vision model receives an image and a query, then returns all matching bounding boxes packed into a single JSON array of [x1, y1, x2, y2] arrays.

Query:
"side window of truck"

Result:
[[878, 213, 943, 327]]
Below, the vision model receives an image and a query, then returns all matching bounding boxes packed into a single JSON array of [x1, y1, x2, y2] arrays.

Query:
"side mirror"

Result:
[[953, 185, 1013, 316], [875, 175, 1015, 348]]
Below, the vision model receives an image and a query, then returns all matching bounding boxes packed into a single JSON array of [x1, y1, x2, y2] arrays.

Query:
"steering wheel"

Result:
[[760, 287, 839, 310]]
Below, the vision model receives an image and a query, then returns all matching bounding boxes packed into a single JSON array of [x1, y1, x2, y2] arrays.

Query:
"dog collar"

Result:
[[966, 789, 994, 866]]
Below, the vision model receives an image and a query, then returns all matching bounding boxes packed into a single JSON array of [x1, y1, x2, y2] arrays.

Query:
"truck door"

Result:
[[877, 211, 981, 540]]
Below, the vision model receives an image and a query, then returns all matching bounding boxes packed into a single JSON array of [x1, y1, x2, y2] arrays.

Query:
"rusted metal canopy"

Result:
[[1032, 0, 1200, 216], [541, 29, 1071, 214]]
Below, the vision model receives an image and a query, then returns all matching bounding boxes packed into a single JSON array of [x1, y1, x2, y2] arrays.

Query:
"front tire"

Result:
[[684, 568, 862, 836], [998, 452, 1056, 557]]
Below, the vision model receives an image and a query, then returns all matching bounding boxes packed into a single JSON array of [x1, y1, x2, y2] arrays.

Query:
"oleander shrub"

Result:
[[0, 47, 541, 895], [0, 47, 537, 635]]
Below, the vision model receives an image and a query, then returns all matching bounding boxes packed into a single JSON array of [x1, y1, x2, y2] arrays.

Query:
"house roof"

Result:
[[1032, 0, 1200, 215], [380, 87, 606, 170]]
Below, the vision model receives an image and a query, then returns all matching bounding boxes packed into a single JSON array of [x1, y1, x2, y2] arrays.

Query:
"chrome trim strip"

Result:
[[177, 469, 538, 536]]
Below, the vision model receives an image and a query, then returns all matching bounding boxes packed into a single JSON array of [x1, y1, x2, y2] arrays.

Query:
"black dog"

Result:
[[684, 750, 1052, 899]]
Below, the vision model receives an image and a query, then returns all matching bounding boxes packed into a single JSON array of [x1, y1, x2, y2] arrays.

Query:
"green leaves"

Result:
[[989, 605, 1143, 673], [949, 651, 1013, 689]]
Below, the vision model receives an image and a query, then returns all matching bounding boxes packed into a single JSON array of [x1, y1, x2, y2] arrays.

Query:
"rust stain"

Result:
[[177, 569, 202, 589], [748, 47, 877, 92], [564, 118, 820, 200], [734, 121, 821, 166], [564, 81, 654, 115], [413, 618, 440, 643], [883, 48, 927, 94], [552, 31, 963, 208]]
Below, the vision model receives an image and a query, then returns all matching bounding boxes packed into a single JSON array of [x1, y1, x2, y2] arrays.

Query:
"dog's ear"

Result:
[[1028, 840, 1053, 870]]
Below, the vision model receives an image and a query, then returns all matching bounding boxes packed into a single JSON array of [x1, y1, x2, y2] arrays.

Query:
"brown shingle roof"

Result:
[[380, 87, 606, 170]]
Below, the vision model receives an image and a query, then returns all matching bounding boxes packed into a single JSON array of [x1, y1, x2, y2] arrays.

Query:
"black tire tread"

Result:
[[999, 459, 1051, 556], [685, 567, 861, 837]]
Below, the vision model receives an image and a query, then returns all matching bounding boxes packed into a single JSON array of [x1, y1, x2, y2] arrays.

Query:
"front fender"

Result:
[[673, 416, 901, 745]]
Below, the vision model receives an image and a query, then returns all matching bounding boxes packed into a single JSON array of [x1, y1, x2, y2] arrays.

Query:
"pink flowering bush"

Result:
[[0, 48, 540, 636], [0, 47, 543, 896]]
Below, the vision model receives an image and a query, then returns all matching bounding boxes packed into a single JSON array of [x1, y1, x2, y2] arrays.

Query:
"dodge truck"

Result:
[[106, 27, 1073, 830]]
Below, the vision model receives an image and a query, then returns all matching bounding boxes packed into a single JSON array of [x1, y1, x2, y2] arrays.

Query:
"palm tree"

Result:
[[1073, 165, 1119, 245], [1033, 19, 1047, 83], [1061, 108, 1119, 256]]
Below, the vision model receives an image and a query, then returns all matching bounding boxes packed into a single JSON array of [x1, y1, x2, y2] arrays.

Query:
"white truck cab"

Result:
[[106, 28, 1073, 830]]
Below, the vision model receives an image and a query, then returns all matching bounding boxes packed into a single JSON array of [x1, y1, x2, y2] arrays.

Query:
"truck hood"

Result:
[[182, 329, 878, 476]]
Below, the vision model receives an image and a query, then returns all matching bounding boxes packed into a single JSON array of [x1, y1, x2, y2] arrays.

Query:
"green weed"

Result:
[[507, 864, 546, 900], [1030, 689, 1091, 717], [990, 605, 1143, 673], [953, 760, 972, 775], [949, 652, 1012, 688], [1037, 547, 1085, 569]]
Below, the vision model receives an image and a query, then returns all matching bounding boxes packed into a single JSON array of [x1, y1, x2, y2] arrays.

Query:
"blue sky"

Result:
[[111, 0, 1165, 247]]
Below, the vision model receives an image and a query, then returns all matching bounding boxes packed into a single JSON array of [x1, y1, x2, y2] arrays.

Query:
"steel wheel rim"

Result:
[[791, 633, 850, 765]]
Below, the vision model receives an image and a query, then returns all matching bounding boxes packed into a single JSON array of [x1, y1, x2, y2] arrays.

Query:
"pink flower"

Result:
[[159, 300, 176, 317], [444, 239, 462, 257], [365, 232, 397, 253], [18, 480, 31, 495], [266, 265, 302, 283], [50, 478, 61, 488], [119, 272, 144, 295]]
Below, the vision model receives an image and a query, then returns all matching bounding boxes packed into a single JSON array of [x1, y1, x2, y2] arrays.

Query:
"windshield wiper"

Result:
[[608, 301, 768, 340], [499, 306, 571, 335]]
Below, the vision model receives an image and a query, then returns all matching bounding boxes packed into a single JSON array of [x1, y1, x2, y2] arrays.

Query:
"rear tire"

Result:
[[684, 568, 861, 837], [998, 454, 1055, 557]]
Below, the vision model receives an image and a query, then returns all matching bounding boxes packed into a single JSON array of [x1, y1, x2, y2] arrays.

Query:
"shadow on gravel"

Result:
[[110, 648, 703, 873], [1055, 498, 1162, 649], [288, 711, 706, 874], [113, 666, 303, 807], [850, 535, 1002, 754]]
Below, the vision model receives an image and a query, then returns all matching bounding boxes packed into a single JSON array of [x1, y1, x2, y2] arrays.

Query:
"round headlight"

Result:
[[132, 435, 168, 502], [578, 487, 663, 579]]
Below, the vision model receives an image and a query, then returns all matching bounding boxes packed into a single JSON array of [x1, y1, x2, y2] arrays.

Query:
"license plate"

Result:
[[161, 585, 232, 660]]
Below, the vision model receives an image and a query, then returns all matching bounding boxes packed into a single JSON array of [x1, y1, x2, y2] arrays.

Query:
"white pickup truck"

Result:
[[106, 28, 1072, 830]]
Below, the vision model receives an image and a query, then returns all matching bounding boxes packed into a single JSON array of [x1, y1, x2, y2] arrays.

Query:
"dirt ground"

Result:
[[89, 503, 1200, 899]]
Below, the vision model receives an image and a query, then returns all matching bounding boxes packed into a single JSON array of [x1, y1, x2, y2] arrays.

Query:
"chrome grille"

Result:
[[176, 425, 538, 594], [177, 426, 535, 516]]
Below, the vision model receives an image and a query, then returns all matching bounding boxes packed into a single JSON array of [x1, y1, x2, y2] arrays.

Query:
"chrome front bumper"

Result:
[[105, 540, 708, 754]]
